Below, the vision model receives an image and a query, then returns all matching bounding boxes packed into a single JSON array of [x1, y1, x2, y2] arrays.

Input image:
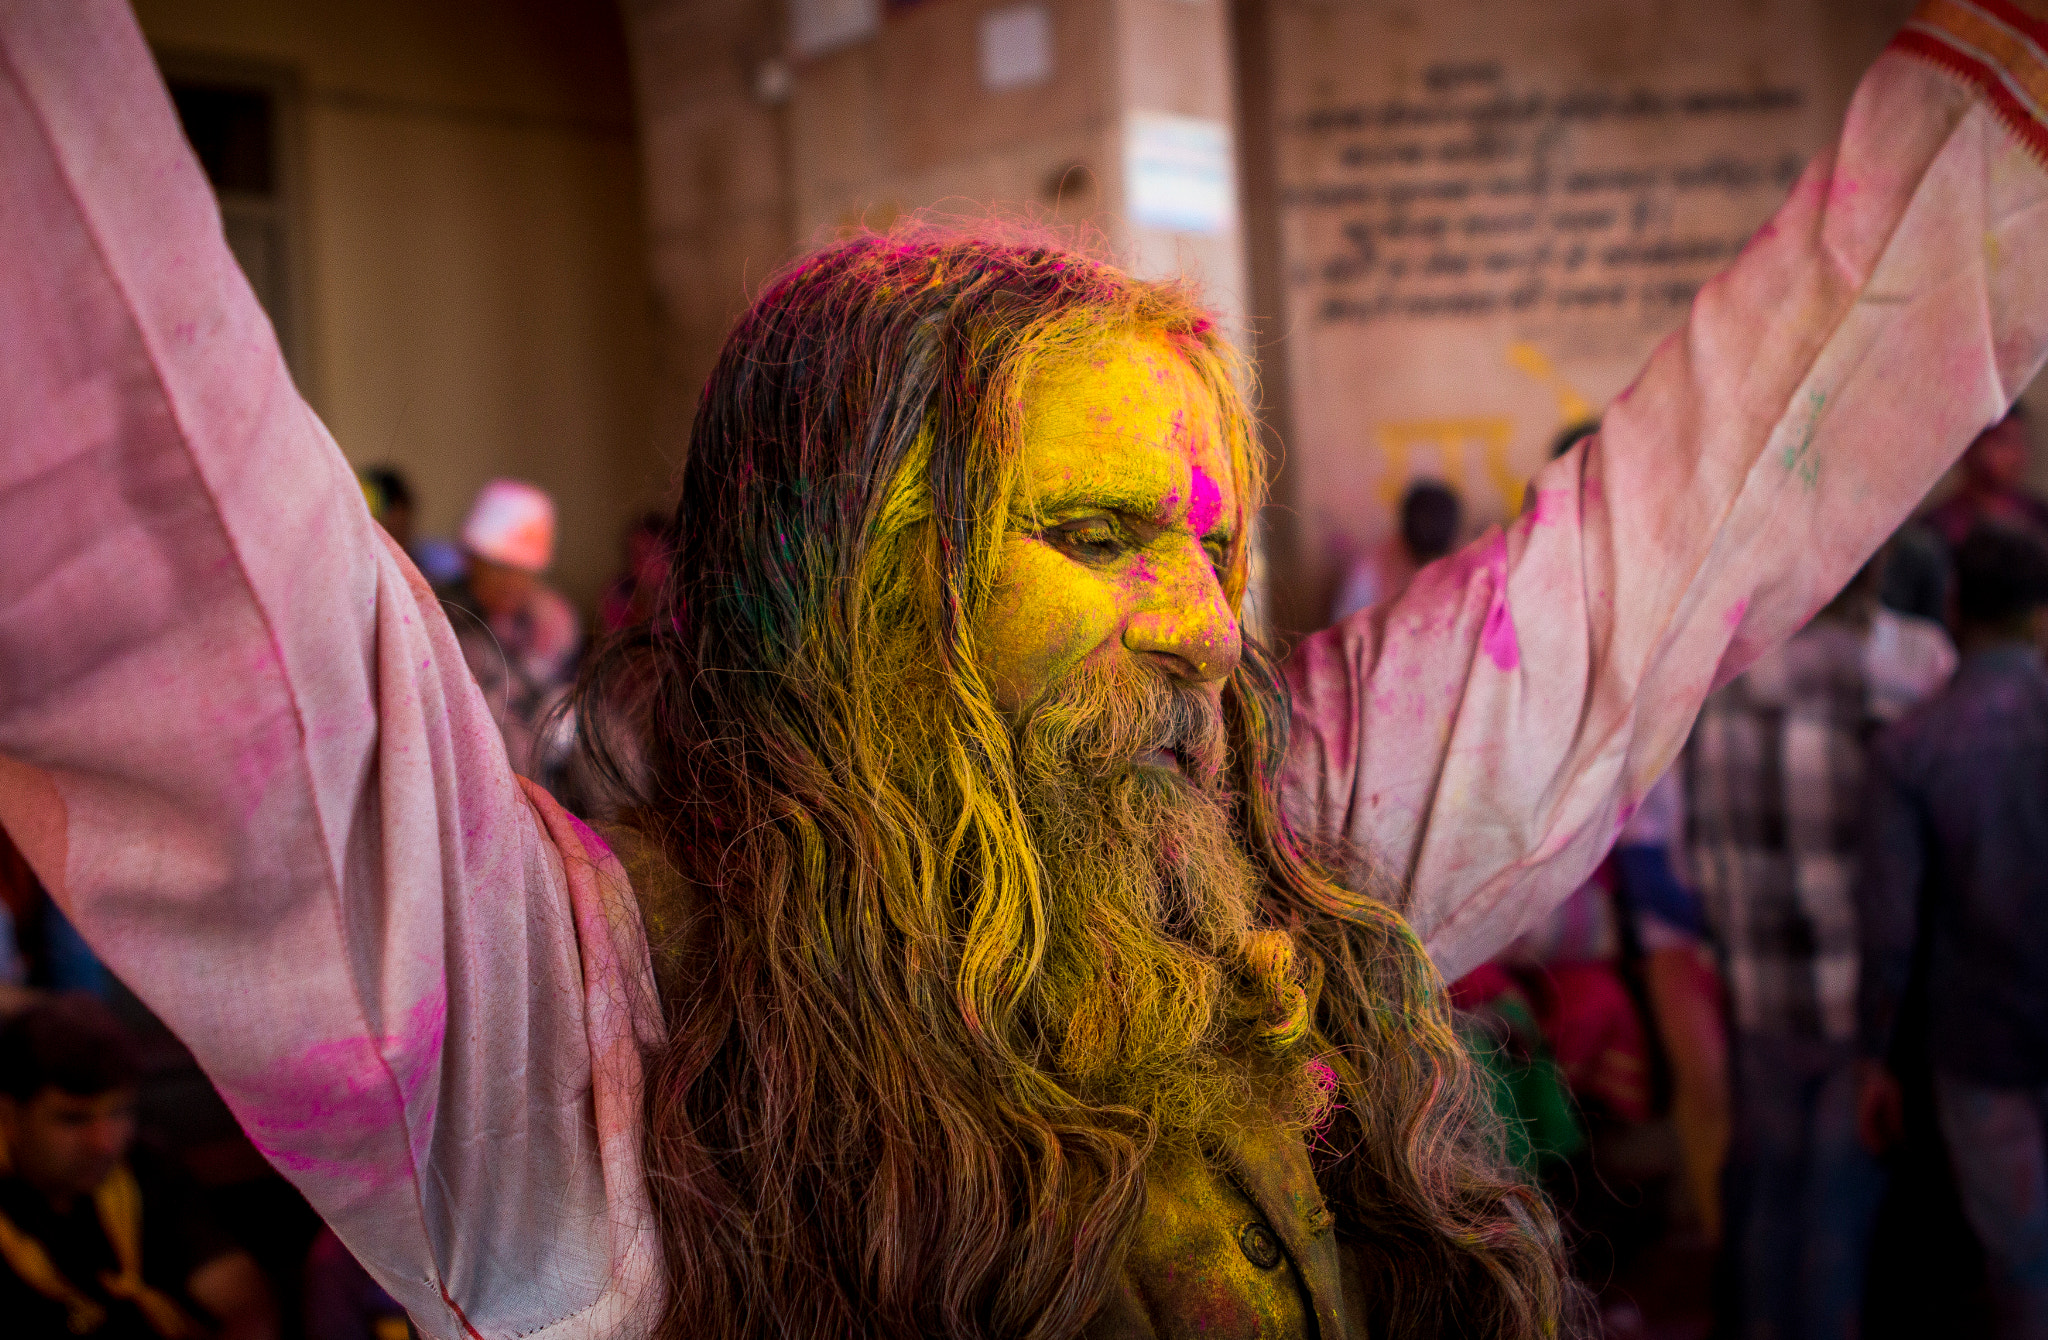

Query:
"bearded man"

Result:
[[4, 2, 2048, 1338]]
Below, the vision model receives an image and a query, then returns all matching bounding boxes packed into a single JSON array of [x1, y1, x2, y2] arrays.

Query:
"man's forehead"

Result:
[[1017, 336, 1236, 528]]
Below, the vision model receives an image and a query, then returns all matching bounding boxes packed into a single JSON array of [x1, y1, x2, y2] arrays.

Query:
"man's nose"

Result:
[[1122, 541, 1242, 684], [89, 1118, 126, 1158]]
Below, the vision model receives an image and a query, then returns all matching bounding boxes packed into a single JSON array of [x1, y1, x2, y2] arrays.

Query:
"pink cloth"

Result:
[[3, 2, 2047, 1336]]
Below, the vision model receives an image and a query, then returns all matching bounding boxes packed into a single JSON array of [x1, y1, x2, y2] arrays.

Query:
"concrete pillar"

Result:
[[621, 0, 1251, 459], [620, 0, 794, 469]]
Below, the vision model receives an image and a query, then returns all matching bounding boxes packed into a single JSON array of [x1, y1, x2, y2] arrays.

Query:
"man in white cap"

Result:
[[447, 478, 582, 786]]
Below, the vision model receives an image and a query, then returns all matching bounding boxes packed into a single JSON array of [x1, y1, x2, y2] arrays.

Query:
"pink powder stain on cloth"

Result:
[[1479, 533, 1520, 672], [567, 811, 614, 862], [233, 986, 448, 1193], [1524, 487, 1572, 528]]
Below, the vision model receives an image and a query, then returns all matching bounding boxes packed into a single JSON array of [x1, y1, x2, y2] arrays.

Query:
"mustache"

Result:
[[1013, 659, 1230, 788]]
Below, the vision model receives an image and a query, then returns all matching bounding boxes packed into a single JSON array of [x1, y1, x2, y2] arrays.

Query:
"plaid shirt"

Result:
[[1685, 610, 1954, 1040]]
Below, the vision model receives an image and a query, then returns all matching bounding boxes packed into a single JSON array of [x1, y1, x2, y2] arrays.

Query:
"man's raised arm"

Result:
[[1282, 0, 2048, 982], [0, 3, 659, 1336]]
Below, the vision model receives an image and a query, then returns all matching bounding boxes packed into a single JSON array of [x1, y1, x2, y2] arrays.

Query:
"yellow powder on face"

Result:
[[975, 334, 1244, 716]]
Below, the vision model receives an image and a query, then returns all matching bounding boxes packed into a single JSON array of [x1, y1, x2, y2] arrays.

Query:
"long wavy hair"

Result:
[[572, 224, 1574, 1338]]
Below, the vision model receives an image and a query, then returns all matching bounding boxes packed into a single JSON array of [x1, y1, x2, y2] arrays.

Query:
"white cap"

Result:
[[461, 478, 556, 573]]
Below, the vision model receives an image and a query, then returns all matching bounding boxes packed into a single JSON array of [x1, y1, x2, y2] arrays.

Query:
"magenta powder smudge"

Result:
[[1185, 465, 1224, 536], [1479, 535, 1520, 672]]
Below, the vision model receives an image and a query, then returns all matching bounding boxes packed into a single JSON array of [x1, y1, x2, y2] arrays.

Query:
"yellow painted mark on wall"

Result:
[[1375, 416, 1520, 508], [1505, 341, 1596, 427]]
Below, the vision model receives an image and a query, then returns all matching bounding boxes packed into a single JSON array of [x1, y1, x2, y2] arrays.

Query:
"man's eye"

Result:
[[1043, 518, 1128, 561]]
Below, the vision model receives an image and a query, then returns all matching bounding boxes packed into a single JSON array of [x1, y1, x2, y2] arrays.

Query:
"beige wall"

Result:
[[622, 0, 792, 465], [624, 0, 1248, 458], [135, 0, 658, 612], [1236, 0, 1923, 636]]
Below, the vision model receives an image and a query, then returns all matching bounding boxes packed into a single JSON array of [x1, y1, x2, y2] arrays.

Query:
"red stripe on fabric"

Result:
[[1893, 25, 2048, 165], [1974, 0, 2048, 51], [437, 1282, 487, 1340]]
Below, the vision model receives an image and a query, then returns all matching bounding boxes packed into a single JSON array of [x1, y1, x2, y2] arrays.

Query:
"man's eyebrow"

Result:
[[1025, 480, 1177, 519], [1022, 483, 1240, 543]]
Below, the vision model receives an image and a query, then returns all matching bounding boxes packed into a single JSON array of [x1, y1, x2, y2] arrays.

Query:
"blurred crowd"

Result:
[[1350, 408, 2048, 1339], [355, 468, 669, 809]]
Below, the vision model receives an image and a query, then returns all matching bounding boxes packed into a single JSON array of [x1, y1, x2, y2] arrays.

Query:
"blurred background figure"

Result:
[[1331, 478, 1462, 622], [1686, 551, 1954, 1340], [1548, 418, 1602, 464], [0, 996, 277, 1340], [302, 1228, 408, 1340], [3, 819, 108, 1003], [442, 479, 582, 793], [1922, 408, 2048, 550], [1878, 523, 1953, 627], [597, 511, 669, 637], [0, 826, 40, 1019], [1472, 768, 1720, 1338], [1614, 772, 1729, 1255], [357, 466, 465, 589], [355, 466, 415, 550], [1859, 525, 2048, 1340]]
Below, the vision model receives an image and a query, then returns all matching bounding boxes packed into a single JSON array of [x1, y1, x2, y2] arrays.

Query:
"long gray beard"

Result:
[[1011, 661, 1321, 1137]]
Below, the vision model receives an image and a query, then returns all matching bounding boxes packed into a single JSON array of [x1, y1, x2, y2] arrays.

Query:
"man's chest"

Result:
[[1085, 1127, 1367, 1340]]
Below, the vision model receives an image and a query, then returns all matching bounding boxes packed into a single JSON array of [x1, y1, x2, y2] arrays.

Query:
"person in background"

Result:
[[1922, 407, 2048, 549], [357, 465, 464, 588], [2, 822, 108, 1001], [1330, 478, 1462, 622], [598, 511, 669, 637], [1859, 524, 2048, 1340], [0, 997, 276, 1340], [1879, 521, 1953, 625], [441, 479, 582, 788], [304, 1227, 410, 1340], [1687, 551, 1956, 1340], [1548, 418, 1602, 463], [1614, 770, 1729, 1251], [1480, 768, 1718, 1337], [0, 826, 40, 1017], [356, 466, 414, 551]]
